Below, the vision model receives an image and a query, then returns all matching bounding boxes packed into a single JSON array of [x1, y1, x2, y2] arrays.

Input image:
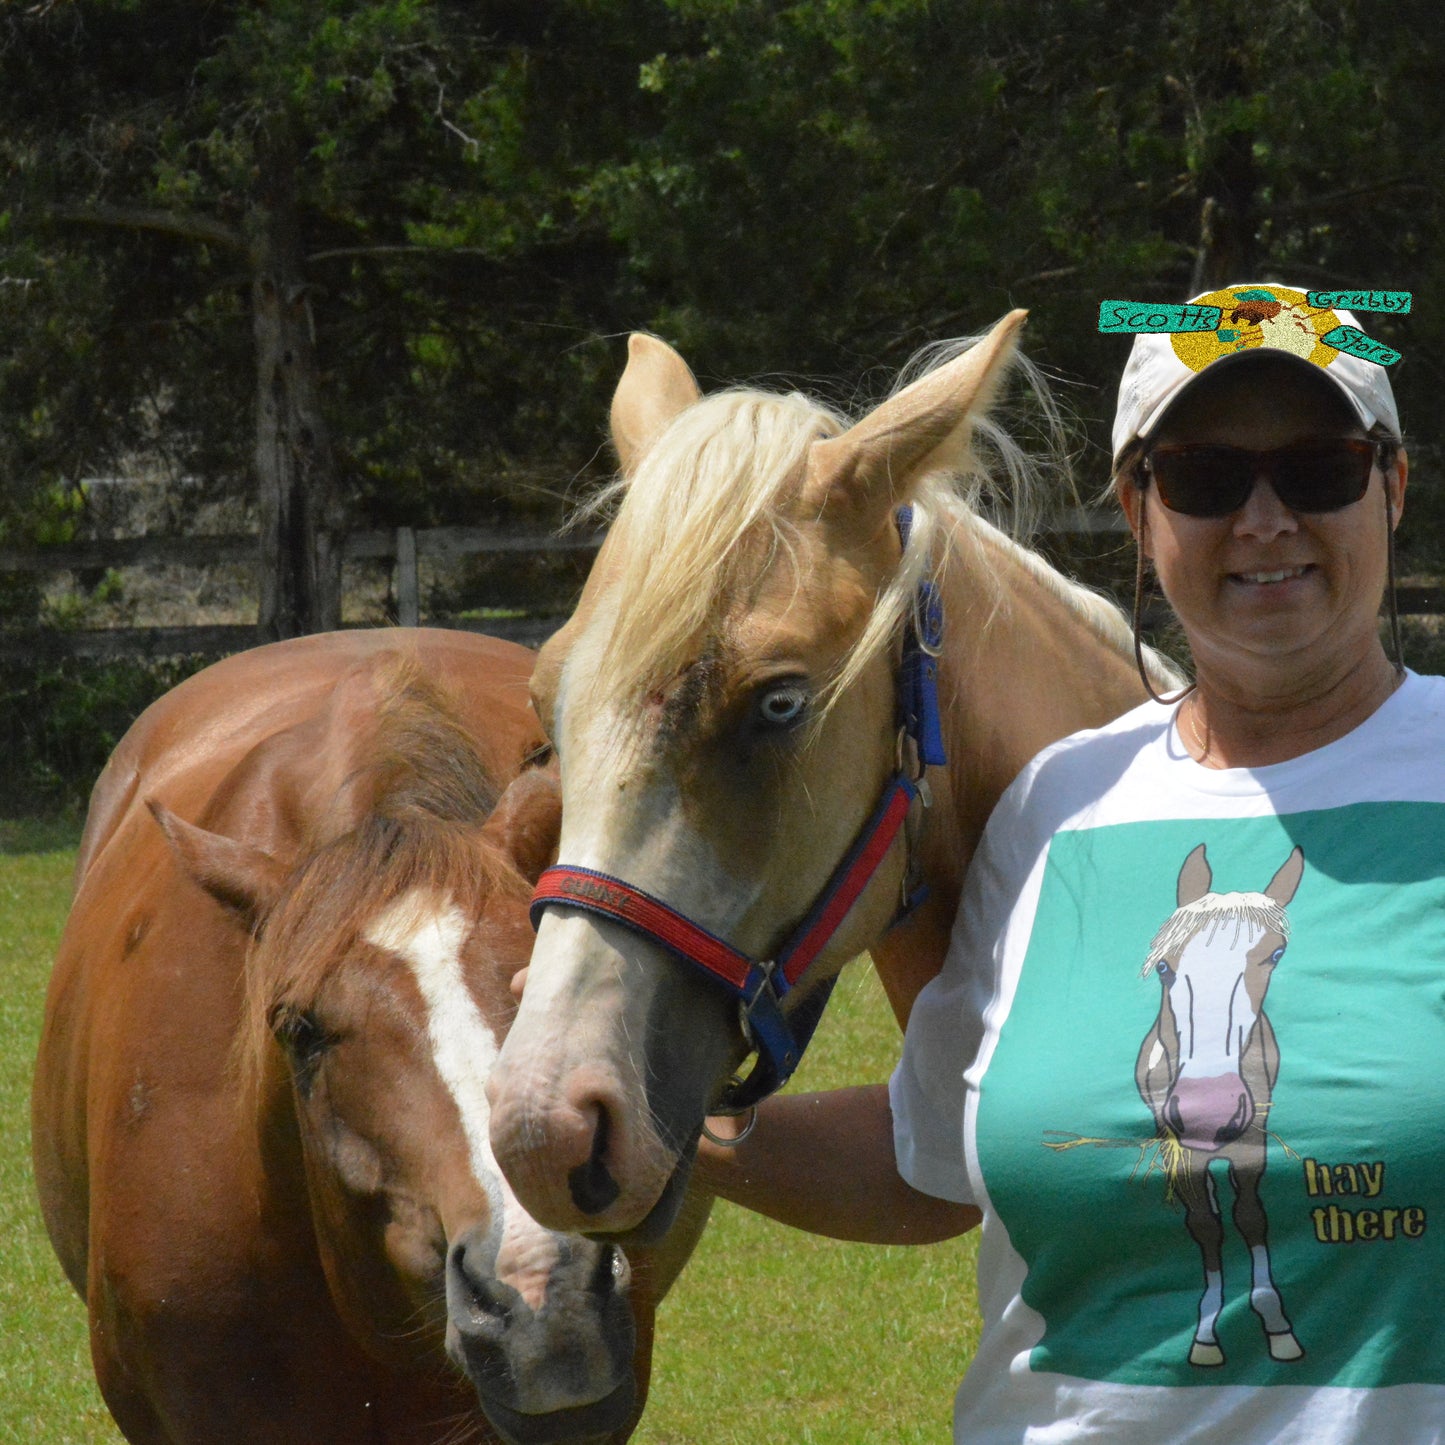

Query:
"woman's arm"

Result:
[[694, 1082, 980, 1245]]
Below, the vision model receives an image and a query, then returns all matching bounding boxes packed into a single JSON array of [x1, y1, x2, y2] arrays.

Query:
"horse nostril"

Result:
[[450, 1237, 512, 1327], [1217, 1091, 1251, 1146], [567, 1104, 622, 1216], [1165, 1094, 1185, 1136]]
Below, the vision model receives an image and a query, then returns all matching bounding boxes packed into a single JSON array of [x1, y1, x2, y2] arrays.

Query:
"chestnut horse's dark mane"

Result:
[[233, 656, 530, 1098]]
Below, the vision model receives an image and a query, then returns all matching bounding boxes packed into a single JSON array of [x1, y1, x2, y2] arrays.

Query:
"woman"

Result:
[[699, 283, 1443, 1442]]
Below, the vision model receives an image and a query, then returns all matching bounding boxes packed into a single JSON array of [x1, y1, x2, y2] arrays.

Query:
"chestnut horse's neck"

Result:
[[873, 506, 1161, 1023]]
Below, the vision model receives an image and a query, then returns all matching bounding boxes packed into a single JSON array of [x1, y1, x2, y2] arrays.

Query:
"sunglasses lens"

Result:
[[1147, 441, 1376, 517], [1147, 449, 1250, 517], [1270, 442, 1374, 511]]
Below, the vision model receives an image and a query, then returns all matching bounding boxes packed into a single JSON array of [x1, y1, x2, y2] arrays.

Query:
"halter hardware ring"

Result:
[[896, 723, 930, 789], [701, 1096, 759, 1148]]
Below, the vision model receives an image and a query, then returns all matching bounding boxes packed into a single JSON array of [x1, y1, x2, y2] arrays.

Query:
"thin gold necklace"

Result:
[[1182, 696, 1209, 762]]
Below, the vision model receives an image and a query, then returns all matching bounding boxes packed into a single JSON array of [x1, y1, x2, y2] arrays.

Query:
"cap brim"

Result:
[[1137, 347, 1379, 446]]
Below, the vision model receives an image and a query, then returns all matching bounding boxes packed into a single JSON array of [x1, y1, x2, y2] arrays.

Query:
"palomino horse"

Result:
[[487, 313, 1181, 1240], [1137, 842, 1305, 1368], [31, 630, 708, 1445]]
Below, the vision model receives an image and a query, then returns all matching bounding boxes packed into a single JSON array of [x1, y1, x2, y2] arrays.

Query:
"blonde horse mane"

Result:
[[1142, 892, 1292, 979], [577, 333, 1178, 711]]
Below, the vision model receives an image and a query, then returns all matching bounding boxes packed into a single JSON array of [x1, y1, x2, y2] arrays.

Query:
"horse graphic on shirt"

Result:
[[1136, 842, 1306, 1368]]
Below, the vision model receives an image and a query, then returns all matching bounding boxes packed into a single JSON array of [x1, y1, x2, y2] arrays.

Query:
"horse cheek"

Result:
[[1136, 1011, 1178, 1128]]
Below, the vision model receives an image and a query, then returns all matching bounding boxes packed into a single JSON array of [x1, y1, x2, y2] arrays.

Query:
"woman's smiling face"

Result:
[[1121, 356, 1406, 691]]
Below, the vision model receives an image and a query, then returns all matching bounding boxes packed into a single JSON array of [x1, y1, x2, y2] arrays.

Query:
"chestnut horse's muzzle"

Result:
[[446, 1223, 637, 1443]]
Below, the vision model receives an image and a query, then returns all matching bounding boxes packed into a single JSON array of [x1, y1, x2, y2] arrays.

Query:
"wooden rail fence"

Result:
[[0, 525, 604, 662], [4, 515, 1442, 664]]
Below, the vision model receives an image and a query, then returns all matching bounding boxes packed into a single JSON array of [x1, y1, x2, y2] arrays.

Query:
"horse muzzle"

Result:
[[490, 911, 739, 1237], [446, 1223, 637, 1444], [1164, 1072, 1255, 1152]]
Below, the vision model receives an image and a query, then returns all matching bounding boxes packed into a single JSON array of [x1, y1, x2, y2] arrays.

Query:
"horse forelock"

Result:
[[232, 667, 528, 1100], [1141, 892, 1291, 979], [575, 387, 843, 707]]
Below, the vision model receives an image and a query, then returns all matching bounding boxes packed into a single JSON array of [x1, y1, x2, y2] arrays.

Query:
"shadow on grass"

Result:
[[0, 816, 84, 856]]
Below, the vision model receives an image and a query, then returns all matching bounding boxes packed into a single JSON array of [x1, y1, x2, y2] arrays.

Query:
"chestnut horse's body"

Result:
[[488, 318, 1183, 1240], [32, 629, 707, 1445]]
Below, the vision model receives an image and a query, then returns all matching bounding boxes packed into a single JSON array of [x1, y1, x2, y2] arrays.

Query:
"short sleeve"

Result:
[[890, 787, 1031, 1205]]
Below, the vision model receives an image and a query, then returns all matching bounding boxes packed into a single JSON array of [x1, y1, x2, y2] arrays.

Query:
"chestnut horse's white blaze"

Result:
[[1137, 844, 1306, 1368], [490, 314, 1179, 1239], [366, 889, 592, 1330]]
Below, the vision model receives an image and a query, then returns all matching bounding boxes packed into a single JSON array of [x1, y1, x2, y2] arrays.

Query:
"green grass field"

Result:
[[1, 820, 978, 1444]]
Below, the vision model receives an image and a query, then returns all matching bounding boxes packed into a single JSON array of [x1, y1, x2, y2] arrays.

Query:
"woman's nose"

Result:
[[1232, 473, 1300, 539]]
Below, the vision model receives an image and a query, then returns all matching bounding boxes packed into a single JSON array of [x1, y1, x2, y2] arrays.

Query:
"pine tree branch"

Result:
[[47, 203, 246, 253]]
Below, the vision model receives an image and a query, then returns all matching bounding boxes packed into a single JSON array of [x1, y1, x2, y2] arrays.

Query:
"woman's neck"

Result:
[[1182, 645, 1402, 769]]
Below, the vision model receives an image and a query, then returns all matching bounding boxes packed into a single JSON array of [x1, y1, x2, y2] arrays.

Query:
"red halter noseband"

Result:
[[529, 508, 944, 1113]]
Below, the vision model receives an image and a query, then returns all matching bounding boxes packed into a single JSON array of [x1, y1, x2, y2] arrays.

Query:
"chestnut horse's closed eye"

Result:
[[487, 315, 1184, 1242], [31, 629, 709, 1445]]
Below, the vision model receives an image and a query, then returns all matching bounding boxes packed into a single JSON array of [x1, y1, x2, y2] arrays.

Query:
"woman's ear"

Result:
[[1388, 445, 1408, 528], [1117, 470, 1149, 554]]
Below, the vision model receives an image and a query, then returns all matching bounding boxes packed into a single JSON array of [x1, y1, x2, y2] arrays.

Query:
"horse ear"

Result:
[[484, 764, 562, 885], [149, 799, 288, 932], [1177, 843, 1212, 907], [610, 332, 702, 476], [802, 309, 1028, 534], [1264, 846, 1304, 906]]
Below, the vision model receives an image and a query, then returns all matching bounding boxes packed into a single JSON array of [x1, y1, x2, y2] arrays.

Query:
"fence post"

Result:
[[396, 526, 419, 627]]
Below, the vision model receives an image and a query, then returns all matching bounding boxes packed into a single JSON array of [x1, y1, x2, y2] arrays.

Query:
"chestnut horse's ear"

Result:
[[802, 308, 1028, 536], [610, 332, 702, 476], [148, 799, 288, 932], [484, 764, 563, 885], [1264, 846, 1305, 907], [1177, 843, 1212, 907]]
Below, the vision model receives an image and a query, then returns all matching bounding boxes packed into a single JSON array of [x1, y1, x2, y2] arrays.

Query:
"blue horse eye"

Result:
[[1155, 961, 1175, 982], [757, 685, 809, 729], [1269, 946, 1286, 964]]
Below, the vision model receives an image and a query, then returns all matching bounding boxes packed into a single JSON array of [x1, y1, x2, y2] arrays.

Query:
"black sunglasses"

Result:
[[1142, 438, 1387, 518]]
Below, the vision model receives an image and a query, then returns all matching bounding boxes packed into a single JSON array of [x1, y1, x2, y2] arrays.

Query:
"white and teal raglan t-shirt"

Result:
[[892, 670, 1445, 1444]]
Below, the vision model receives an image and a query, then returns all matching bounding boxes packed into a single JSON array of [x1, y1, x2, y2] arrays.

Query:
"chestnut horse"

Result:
[[31, 630, 709, 1445], [488, 314, 1183, 1240], [1137, 843, 1305, 1368]]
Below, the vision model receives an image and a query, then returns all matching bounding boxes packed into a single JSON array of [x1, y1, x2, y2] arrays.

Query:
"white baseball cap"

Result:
[[1111, 282, 1402, 463]]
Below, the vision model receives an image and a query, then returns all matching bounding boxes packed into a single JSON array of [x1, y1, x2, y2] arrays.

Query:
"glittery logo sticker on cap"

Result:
[[1099, 283, 1407, 368], [1305, 289, 1412, 315], [1098, 301, 1223, 334], [1174, 285, 1345, 370]]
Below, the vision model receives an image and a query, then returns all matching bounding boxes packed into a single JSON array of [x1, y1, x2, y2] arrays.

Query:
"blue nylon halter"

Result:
[[897, 505, 947, 773]]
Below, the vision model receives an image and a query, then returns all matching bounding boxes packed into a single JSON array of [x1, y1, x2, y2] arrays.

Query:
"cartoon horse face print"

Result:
[[1136, 842, 1306, 1368]]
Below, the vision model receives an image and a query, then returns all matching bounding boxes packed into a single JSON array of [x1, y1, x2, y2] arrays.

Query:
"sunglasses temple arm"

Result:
[[1385, 481, 1405, 675]]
